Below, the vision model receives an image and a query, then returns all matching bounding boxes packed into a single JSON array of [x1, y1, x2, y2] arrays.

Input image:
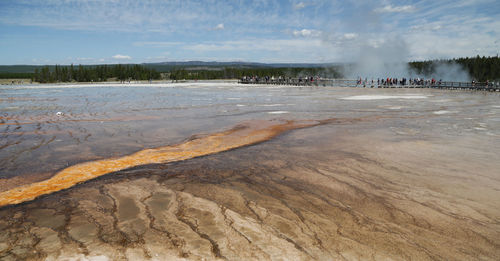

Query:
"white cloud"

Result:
[[133, 41, 183, 47], [405, 17, 500, 60], [294, 2, 306, 10], [0, 0, 311, 34], [181, 39, 322, 52], [174, 38, 332, 63], [410, 23, 443, 32], [1, 0, 499, 64], [343, 33, 358, 40], [214, 23, 224, 30], [76, 57, 94, 61], [66, 57, 107, 64], [292, 29, 321, 37], [112, 54, 131, 60], [375, 5, 415, 13]]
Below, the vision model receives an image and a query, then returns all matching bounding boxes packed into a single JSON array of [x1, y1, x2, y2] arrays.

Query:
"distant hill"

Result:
[[0, 65, 41, 73], [143, 61, 341, 72], [2, 57, 498, 81], [0, 61, 341, 74], [145, 61, 339, 68]]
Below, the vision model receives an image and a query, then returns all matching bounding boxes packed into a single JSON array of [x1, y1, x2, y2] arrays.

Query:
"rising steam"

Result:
[[325, 3, 470, 81]]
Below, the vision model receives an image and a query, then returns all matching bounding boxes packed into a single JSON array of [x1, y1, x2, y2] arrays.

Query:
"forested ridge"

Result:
[[1, 56, 499, 82]]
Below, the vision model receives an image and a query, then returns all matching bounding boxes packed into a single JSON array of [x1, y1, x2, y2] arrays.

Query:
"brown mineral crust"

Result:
[[0, 119, 326, 208], [0, 117, 499, 260]]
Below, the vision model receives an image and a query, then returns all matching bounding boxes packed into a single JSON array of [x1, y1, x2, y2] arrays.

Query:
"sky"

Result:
[[0, 0, 499, 65]]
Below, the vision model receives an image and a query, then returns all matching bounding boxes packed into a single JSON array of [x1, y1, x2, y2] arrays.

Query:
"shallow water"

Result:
[[0, 82, 499, 260]]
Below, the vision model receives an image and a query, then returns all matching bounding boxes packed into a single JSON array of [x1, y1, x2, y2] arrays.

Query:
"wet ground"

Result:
[[0, 82, 499, 260]]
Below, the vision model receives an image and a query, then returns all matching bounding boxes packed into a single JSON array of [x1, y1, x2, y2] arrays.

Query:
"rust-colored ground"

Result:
[[0, 119, 328, 207], [0, 116, 499, 260]]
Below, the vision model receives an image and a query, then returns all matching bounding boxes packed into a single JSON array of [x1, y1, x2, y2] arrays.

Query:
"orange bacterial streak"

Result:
[[0, 119, 323, 208]]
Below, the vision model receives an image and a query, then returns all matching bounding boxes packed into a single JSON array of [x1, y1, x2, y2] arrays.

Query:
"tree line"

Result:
[[168, 67, 343, 80], [0, 72, 33, 79], [1, 56, 499, 82], [409, 56, 500, 81], [31, 64, 161, 83]]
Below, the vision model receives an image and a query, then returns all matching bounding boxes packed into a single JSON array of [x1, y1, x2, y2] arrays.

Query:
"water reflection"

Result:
[[1, 82, 499, 188]]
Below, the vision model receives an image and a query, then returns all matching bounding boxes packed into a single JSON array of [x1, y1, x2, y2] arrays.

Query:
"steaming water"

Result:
[[1, 82, 499, 196], [0, 82, 499, 259]]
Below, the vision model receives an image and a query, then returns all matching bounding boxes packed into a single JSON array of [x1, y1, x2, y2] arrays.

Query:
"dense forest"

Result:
[[1, 56, 499, 82], [169, 67, 342, 80], [409, 56, 500, 81], [0, 72, 33, 79], [31, 64, 161, 83]]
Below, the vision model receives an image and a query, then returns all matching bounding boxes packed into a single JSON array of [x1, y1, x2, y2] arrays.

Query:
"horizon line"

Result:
[[1, 55, 497, 67]]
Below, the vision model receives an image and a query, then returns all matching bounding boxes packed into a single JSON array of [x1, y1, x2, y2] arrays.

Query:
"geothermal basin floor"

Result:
[[0, 83, 499, 260]]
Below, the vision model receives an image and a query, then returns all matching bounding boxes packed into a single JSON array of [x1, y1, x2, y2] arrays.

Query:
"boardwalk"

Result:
[[239, 78, 500, 91]]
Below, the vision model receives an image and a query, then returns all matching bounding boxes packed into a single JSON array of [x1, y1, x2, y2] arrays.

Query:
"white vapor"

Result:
[[335, 2, 471, 81], [409, 62, 471, 82], [345, 38, 411, 79]]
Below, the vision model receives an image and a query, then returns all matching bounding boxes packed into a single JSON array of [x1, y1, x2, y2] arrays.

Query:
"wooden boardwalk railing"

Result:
[[238, 78, 500, 92]]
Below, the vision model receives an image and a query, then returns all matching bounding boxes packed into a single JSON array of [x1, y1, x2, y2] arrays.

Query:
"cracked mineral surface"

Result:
[[0, 83, 499, 260]]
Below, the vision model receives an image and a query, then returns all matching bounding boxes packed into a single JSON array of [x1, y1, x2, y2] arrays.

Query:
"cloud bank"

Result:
[[0, 0, 498, 64]]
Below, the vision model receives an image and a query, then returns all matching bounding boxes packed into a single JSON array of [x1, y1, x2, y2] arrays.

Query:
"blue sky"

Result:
[[0, 0, 499, 65]]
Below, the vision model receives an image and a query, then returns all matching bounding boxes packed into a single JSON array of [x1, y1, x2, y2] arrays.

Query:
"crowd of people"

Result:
[[240, 75, 323, 84], [240, 75, 500, 89], [357, 77, 443, 86], [241, 75, 443, 86], [357, 77, 500, 88]]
